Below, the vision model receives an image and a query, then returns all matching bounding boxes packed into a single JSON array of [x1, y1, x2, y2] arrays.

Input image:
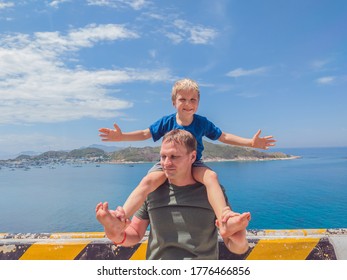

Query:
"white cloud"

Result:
[[311, 59, 331, 70], [0, 24, 172, 124], [165, 32, 183, 45], [316, 76, 335, 85], [145, 12, 165, 21], [190, 27, 217, 44], [168, 19, 218, 45], [0, 2, 14, 9], [236, 92, 260, 98], [149, 49, 156, 58], [87, 0, 149, 10], [48, 0, 71, 8], [127, 0, 148, 10], [226, 67, 268, 78], [32, 24, 139, 53], [127, 8, 218, 45]]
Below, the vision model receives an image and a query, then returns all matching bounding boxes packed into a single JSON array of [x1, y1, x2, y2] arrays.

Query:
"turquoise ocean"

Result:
[[0, 147, 346, 233]]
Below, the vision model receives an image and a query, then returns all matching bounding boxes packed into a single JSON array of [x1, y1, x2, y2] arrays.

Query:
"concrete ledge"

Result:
[[1, 229, 346, 260]]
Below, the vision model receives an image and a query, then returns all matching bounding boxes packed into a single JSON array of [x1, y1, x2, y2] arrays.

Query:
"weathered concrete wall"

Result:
[[1, 229, 346, 260]]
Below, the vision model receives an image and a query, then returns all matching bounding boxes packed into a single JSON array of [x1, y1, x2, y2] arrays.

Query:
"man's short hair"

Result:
[[162, 129, 197, 153]]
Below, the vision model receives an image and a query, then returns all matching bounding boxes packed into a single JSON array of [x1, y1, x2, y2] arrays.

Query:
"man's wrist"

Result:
[[231, 243, 250, 255], [227, 236, 250, 255]]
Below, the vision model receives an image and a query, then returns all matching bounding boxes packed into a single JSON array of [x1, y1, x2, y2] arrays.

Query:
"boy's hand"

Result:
[[99, 123, 123, 142], [251, 129, 276, 150]]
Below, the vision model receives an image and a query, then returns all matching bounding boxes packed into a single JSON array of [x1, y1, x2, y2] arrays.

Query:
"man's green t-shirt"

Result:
[[135, 181, 220, 260]]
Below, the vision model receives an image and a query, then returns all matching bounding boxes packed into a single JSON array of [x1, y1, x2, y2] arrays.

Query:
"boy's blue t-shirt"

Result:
[[149, 113, 222, 160]]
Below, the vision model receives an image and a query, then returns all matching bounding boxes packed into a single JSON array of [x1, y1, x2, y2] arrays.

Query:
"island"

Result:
[[0, 142, 299, 170], [108, 141, 299, 163]]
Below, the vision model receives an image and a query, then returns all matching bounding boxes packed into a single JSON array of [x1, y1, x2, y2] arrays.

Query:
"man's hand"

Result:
[[114, 206, 127, 222], [216, 207, 251, 255]]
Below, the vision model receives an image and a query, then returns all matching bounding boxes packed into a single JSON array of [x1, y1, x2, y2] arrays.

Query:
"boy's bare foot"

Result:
[[95, 202, 129, 242], [216, 207, 251, 237]]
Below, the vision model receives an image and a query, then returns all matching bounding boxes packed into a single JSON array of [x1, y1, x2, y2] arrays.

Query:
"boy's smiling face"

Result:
[[173, 89, 200, 118]]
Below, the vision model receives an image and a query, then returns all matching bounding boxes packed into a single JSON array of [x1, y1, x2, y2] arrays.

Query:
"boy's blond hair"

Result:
[[162, 129, 197, 154], [171, 78, 200, 102]]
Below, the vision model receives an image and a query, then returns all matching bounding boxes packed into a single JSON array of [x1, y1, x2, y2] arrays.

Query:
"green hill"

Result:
[[109, 141, 293, 162], [202, 141, 290, 160], [110, 146, 160, 162], [5, 143, 294, 166]]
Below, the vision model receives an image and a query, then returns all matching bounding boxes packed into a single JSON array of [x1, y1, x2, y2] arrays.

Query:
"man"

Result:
[[96, 129, 251, 259]]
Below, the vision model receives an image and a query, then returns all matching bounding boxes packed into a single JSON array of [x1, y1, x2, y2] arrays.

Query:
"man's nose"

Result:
[[162, 157, 172, 166]]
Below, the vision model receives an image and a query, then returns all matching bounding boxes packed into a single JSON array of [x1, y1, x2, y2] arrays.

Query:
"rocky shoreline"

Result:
[[104, 155, 301, 165], [0, 144, 300, 169]]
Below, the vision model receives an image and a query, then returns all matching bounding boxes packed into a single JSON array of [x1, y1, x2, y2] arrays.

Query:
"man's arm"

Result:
[[112, 206, 149, 247], [218, 129, 276, 150], [99, 123, 152, 142], [122, 216, 149, 246]]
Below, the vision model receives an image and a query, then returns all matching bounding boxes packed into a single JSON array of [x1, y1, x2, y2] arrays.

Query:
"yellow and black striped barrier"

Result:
[[1, 229, 346, 260]]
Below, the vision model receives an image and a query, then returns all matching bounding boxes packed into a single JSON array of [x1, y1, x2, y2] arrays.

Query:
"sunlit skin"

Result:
[[95, 78, 271, 256], [172, 89, 199, 126], [98, 91, 273, 227], [98, 86, 276, 150], [97, 87, 275, 222], [159, 140, 197, 186], [95, 138, 251, 254]]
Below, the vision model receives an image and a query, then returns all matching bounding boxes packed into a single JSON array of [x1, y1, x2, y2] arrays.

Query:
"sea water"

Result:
[[0, 147, 346, 233]]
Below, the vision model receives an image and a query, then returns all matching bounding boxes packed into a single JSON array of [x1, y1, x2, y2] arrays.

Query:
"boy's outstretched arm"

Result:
[[99, 123, 152, 142], [218, 129, 276, 150]]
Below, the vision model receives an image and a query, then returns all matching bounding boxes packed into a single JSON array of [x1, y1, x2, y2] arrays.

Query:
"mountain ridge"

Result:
[[2, 142, 296, 164]]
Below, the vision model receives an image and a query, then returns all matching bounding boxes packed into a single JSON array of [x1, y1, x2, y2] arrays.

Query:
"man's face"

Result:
[[160, 140, 196, 183]]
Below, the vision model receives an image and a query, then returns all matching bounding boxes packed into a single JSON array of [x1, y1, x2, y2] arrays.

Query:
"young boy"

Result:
[[99, 78, 275, 225]]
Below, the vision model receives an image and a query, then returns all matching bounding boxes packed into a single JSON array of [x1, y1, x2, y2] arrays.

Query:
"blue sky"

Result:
[[0, 0, 346, 158]]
